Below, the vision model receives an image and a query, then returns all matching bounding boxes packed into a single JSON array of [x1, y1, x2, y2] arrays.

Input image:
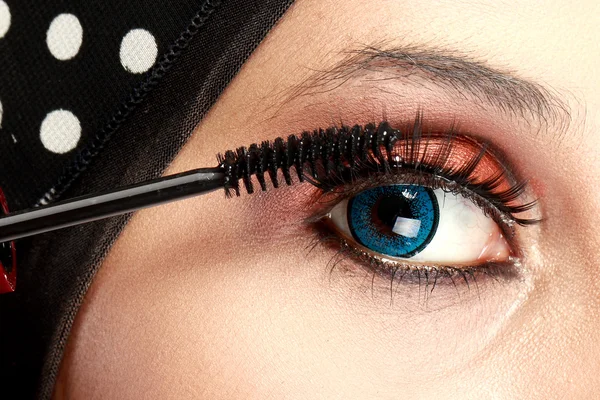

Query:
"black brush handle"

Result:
[[0, 167, 225, 242]]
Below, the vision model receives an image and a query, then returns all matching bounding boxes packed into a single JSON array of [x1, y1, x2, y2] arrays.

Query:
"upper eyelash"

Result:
[[312, 114, 539, 227]]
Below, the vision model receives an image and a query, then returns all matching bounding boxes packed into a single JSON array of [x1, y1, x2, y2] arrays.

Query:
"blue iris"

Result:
[[348, 185, 439, 258]]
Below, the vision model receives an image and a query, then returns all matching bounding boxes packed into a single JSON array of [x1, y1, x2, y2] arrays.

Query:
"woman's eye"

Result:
[[325, 184, 510, 265]]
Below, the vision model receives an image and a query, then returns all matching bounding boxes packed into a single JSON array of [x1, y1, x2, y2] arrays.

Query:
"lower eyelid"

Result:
[[311, 223, 520, 300]]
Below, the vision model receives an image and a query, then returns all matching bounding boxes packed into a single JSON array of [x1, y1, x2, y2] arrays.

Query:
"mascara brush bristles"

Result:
[[218, 122, 401, 197]]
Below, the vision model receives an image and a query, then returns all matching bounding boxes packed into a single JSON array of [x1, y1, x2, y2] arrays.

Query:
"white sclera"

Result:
[[410, 189, 507, 263], [327, 188, 509, 264]]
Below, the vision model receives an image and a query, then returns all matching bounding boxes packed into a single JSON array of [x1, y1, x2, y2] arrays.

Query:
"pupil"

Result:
[[374, 195, 413, 233]]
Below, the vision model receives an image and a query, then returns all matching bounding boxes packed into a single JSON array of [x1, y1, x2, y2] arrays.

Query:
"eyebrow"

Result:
[[284, 44, 572, 132]]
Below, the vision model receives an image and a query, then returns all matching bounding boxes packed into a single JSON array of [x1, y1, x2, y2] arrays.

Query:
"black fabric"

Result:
[[0, 0, 295, 398], [0, 0, 202, 209]]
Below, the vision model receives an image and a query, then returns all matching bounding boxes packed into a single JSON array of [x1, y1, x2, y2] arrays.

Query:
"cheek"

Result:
[[59, 187, 533, 399]]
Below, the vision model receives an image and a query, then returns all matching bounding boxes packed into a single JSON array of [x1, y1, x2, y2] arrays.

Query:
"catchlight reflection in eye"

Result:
[[326, 185, 511, 265]]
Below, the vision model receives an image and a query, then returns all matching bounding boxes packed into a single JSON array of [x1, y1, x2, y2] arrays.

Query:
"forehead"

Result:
[[182, 0, 596, 170]]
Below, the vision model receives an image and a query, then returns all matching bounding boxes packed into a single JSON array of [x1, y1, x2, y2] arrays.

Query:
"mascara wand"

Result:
[[0, 168, 226, 243]]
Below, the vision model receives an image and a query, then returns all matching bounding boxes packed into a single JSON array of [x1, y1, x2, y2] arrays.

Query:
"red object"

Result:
[[0, 187, 16, 293]]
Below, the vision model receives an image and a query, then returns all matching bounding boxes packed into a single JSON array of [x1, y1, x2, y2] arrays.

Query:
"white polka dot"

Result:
[[46, 14, 82, 60], [119, 29, 157, 74], [40, 110, 81, 153], [0, 1, 10, 38]]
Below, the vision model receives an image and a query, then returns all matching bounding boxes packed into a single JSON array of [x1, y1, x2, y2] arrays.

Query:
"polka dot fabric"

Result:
[[0, 1, 10, 38], [0, 0, 201, 210], [0, 1, 296, 399]]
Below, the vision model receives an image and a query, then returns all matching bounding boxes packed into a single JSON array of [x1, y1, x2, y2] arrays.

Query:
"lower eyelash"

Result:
[[313, 226, 520, 295]]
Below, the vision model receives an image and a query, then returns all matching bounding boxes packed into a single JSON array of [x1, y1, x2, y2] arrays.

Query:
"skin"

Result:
[[54, 1, 600, 399]]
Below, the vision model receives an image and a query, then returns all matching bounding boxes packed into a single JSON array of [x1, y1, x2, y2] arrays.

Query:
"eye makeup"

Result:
[[287, 114, 537, 292]]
